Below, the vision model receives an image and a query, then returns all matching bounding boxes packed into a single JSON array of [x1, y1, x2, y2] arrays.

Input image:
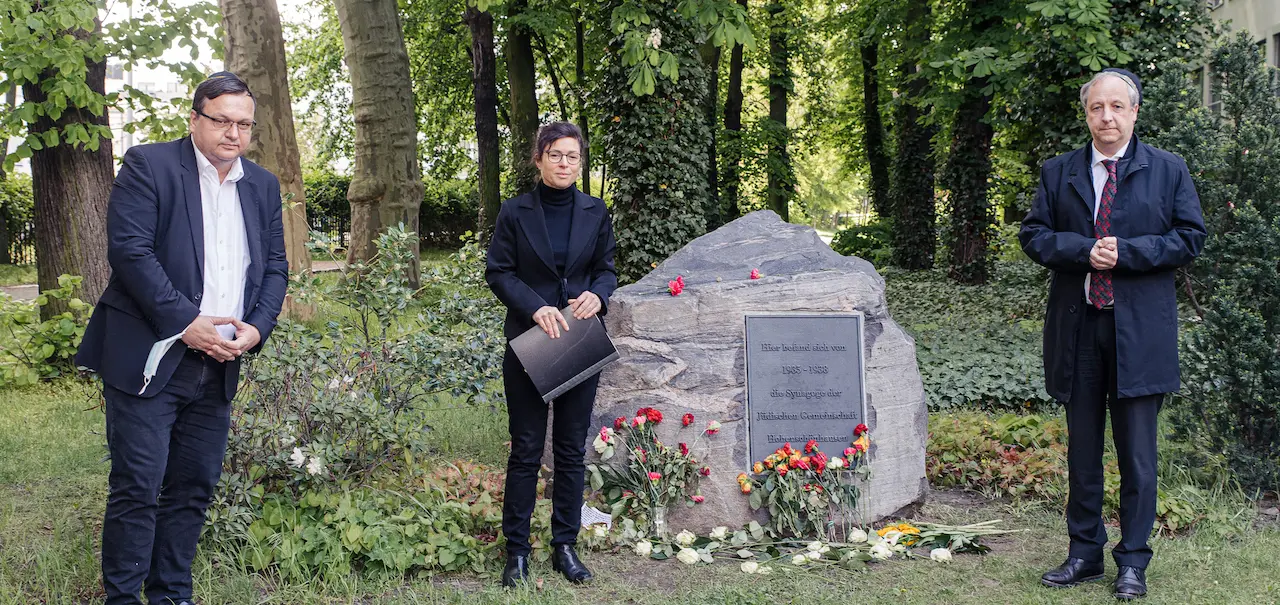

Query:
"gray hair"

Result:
[[1079, 71, 1140, 109]]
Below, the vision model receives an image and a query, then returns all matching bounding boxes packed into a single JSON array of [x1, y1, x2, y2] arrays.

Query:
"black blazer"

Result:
[[1019, 136, 1206, 401], [485, 187, 618, 342], [75, 137, 290, 400]]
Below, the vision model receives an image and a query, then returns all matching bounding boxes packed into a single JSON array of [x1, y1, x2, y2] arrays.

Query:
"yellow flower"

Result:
[[896, 523, 920, 535], [854, 435, 870, 451], [753, 462, 764, 474]]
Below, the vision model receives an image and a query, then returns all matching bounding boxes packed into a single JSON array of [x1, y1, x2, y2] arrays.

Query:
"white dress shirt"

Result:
[[192, 139, 251, 341], [1084, 139, 1129, 305]]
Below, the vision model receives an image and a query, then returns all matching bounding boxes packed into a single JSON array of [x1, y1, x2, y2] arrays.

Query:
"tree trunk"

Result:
[[23, 22, 112, 318], [506, 0, 540, 194], [700, 41, 721, 230], [722, 0, 747, 221], [220, 0, 314, 320], [861, 41, 890, 219], [334, 0, 423, 284], [576, 15, 590, 197], [0, 85, 13, 264], [765, 0, 792, 222], [889, 63, 937, 270], [534, 33, 570, 120], [889, 1, 936, 271], [942, 78, 994, 285], [466, 5, 501, 238]]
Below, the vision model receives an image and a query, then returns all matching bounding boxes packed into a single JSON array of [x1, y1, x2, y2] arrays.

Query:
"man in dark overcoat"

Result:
[[1019, 67, 1206, 600]]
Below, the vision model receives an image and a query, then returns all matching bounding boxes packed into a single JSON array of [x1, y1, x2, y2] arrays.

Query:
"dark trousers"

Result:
[[1065, 306, 1162, 570], [501, 346, 597, 557], [101, 350, 231, 605]]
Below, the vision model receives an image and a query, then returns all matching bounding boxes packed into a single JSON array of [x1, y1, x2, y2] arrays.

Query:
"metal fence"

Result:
[[2, 217, 35, 265]]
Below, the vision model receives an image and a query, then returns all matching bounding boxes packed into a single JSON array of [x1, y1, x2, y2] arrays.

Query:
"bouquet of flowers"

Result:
[[587, 408, 721, 536], [742, 424, 871, 541]]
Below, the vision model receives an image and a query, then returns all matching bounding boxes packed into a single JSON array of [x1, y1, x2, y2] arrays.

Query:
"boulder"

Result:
[[565, 210, 927, 533]]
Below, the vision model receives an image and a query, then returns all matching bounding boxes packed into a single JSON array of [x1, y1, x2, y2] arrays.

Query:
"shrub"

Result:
[[830, 219, 893, 268], [927, 411, 1253, 536], [206, 228, 522, 576], [1141, 34, 1280, 493], [0, 275, 90, 386], [302, 172, 479, 251], [0, 173, 34, 264]]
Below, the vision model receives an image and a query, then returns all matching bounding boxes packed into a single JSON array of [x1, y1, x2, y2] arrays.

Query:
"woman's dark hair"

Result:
[[531, 121, 585, 162], [192, 71, 254, 113]]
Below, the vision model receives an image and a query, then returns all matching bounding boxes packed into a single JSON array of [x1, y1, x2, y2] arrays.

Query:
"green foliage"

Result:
[[611, 0, 753, 96], [745, 436, 870, 541], [829, 219, 892, 268], [599, 0, 711, 282], [302, 172, 479, 251], [0, 0, 221, 170], [1138, 34, 1280, 493], [926, 411, 1252, 535], [207, 229, 516, 575], [0, 275, 90, 387], [886, 246, 1053, 411], [0, 172, 34, 263]]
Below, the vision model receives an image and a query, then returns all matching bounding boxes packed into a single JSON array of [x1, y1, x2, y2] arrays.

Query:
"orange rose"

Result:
[[753, 462, 764, 474]]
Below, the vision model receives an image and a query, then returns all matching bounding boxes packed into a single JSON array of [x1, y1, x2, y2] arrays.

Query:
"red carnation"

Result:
[[646, 408, 663, 424], [614, 417, 626, 430], [804, 439, 818, 454], [682, 413, 695, 427], [692, 495, 705, 503], [795, 458, 811, 470], [750, 268, 760, 280], [699, 466, 711, 477], [679, 442, 689, 456], [854, 423, 868, 437]]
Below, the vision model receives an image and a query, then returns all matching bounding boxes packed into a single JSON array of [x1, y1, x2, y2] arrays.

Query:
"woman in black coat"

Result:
[[484, 122, 617, 587]]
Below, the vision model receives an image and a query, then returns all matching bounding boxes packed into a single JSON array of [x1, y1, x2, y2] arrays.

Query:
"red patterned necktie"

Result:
[[1090, 159, 1116, 309]]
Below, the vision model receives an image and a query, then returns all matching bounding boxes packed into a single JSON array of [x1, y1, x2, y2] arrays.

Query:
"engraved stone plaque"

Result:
[[744, 313, 866, 463]]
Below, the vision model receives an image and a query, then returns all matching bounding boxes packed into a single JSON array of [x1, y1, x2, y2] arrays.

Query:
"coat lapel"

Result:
[[237, 174, 263, 288], [563, 189, 599, 275], [179, 139, 205, 281], [517, 189, 558, 275], [1067, 144, 1095, 216]]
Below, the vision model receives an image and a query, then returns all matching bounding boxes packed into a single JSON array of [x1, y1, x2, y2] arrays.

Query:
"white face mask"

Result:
[[139, 330, 188, 395]]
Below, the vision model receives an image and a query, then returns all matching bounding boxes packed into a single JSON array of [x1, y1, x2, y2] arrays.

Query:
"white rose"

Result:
[[592, 524, 608, 539], [930, 548, 953, 563], [676, 548, 700, 565], [849, 528, 868, 543], [710, 526, 729, 541], [870, 542, 893, 560], [634, 540, 653, 556], [676, 530, 697, 547], [828, 457, 845, 469], [289, 447, 306, 468], [791, 554, 807, 565], [805, 550, 822, 561], [806, 541, 823, 552], [306, 455, 325, 476], [740, 561, 759, 574]]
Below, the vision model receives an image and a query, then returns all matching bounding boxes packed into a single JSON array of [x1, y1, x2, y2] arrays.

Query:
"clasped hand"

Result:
[[1090, 236, 1118, 270], [181, 316, 261, 362]]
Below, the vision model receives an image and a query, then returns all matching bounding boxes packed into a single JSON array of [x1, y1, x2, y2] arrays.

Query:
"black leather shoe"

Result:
[[501, 554, 530, 588], [1041, 557, 1105, 588], [551, 544, 593, 583], [1113, 566, 1147, 600]]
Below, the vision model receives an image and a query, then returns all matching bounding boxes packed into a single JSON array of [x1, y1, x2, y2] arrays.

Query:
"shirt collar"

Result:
[[191, 138, 245, 183], [1091, 138, 1131, 167]]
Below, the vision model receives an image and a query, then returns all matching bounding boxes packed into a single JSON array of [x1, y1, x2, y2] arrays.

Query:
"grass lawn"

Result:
[[3, 380, 1278, 604], [0, 263, 36, 287]]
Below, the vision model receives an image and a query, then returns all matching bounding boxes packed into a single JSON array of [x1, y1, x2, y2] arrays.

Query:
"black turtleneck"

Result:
[[539, 181, 575, 274]]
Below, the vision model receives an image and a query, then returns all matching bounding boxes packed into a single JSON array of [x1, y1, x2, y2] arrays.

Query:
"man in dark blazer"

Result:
[[1019, 68, 1206, 600], [75, 72, 288, 605]]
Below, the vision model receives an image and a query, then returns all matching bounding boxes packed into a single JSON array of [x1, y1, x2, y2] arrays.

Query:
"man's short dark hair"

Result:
[[192, 71, 254, 113]]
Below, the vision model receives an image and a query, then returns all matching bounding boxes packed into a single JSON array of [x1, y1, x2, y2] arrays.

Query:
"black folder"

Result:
[[509, 306, 619, 403]]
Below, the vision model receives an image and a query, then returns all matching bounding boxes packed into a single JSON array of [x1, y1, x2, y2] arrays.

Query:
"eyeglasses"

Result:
[[545, 151, 581, 165], [197, 110, 256, 133]]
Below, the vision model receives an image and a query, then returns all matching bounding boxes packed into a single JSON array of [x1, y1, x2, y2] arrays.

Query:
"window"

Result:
[[1274, 33, 1280, 67], [1206, 0, 1224, 9], [1207, 70, 1222, 113]]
